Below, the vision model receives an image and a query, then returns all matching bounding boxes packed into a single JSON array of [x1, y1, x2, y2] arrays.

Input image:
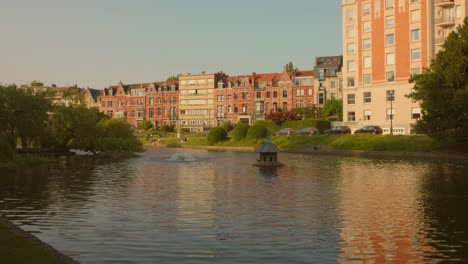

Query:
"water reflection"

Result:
[[0, 149, 467, 263]]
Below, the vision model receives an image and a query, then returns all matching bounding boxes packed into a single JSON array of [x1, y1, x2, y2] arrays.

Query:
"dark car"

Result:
[[295, 127, 319, 136], [323, 126, 351, 135], [354, 125, 383, 135], [275, 128, 295, 136]]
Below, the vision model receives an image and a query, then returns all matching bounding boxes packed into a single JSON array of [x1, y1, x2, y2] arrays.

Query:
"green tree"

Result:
[[286, 62, 294, 73], [139, 120, 153, 131], [167, 75, 179, 81], [231, 123, 250, 141], [322, 98, 343, 120], [409, 17, 468, 148], [207, 127, 227, 145]]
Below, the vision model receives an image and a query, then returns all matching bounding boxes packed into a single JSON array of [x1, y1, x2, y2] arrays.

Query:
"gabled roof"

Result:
[[254, 72, 282, 82], [256, 141, 280, 153]]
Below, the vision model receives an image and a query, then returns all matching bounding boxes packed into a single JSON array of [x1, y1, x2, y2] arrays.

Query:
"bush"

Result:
[[281, 119, 331, 133], [139, 120, 153, 131], [221, 121, 234, 132], [161, 125, 175, 132], [231, 123, 250, 141], [207, 127, 227, 145], [246, 125, 268, 140]]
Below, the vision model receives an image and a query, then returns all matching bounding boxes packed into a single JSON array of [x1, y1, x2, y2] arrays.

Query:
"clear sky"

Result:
[[0, 0, 342, 89]]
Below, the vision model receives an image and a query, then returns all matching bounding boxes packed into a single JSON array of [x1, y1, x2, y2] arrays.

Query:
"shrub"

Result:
[[139, 120, 153, 131], [221, 121, 234, 132], [207, 127, 227, 145], [246, 125, 268, 140], [231, 123, 250, 141], [161, 125, 175, 132], [281, 119, 331, 133]]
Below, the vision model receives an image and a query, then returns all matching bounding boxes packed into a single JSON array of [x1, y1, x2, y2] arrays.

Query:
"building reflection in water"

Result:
[[337, 159, 434, 263]]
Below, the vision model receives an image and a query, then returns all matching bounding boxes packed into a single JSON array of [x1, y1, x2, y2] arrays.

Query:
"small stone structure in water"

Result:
[[253, 141, 283, 167]]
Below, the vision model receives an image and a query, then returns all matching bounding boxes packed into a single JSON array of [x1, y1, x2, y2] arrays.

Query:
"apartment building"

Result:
[[341, 0, 467, 134], [145, 81, 179, 128], [313, 56, 343, 106], [179, 73, 216, 132]]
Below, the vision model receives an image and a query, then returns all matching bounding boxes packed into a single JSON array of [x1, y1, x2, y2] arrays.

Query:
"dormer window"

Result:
[[218, 81, 224, 89], [272, 78, 278, 87]]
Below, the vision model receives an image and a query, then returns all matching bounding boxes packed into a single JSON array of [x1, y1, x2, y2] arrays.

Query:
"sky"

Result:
[[0, 0, 342, 89]]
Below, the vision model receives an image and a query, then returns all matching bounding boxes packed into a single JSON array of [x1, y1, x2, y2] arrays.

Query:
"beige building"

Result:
[[179, 73, 216, 132], [341, 0, 467, 134], [313, 56, 343, 106]]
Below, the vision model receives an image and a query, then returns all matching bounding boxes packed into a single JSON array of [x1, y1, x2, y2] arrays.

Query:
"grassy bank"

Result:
[[144, 134, 438, 153], [0, 217, 72, 264]]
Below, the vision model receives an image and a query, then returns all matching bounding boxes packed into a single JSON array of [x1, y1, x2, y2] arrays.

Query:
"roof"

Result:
[[314, 56, 343, 69], [294, 70, 314, 77], [256, 141, 280, 153], [254, 72, 281, 82]]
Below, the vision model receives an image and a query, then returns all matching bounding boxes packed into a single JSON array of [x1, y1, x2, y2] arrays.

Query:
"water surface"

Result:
[[0, 148, 467, 263]]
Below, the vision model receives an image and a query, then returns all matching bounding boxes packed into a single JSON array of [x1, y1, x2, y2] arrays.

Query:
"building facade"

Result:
[[341, 0, 467, 134], [313, 56, 343, 107], [179, 73, 216, 132]]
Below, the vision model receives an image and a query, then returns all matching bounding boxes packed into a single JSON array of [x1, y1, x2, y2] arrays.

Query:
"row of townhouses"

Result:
[[60, 0, 468, 135]]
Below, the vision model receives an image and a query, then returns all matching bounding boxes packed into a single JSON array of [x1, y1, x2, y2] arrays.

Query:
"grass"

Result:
[[147, 134, 437, 153], [0, 220, 66, 264]]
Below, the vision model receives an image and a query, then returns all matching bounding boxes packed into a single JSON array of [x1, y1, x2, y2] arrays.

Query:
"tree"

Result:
[[408, 17, 468, 147], [322, 98, 343, 120], [266, 108, 300, 125], [294, 106, 323, 120], [286, 62, 294, 73], [139, 120, 153, 131], [207, 127, 227, 145], [167, 75, 179, 81]]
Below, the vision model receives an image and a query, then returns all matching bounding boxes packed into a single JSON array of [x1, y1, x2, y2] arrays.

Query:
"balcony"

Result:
[[435, 15, 455, 27], [435, 0, 454, 7]]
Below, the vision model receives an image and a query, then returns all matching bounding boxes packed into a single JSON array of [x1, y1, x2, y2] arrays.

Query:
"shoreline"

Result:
[[0, 215, 78, 264], [144, 143, 468, 160]]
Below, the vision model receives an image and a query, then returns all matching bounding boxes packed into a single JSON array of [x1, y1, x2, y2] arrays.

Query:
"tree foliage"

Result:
[[266, 108, 300, 125], [246, 125, 268, 140], [294, 106, 322, 120], [322, 98, 343, 120], [167, 75, 179, 81], [231, 123, 250, 141], [139, 120, 153, 131], [408, 17, 468, 147], [207, 127, 227, 145], [285, 62, 294, 73]]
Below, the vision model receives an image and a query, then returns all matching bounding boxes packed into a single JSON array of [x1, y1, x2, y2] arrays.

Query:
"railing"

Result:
[[435, 0, 454, 7], [435, 16, 455, 26]]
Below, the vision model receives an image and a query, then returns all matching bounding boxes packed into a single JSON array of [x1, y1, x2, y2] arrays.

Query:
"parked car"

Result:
[[323, 126, 351, 135], [275, 128, 295, 136], [354, 125, 383, 135], [295, 127, 319, 136]]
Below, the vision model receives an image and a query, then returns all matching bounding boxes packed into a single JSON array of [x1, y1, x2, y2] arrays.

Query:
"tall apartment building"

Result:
[[179, 73, 216, 132], [341, 0, 467, 134]]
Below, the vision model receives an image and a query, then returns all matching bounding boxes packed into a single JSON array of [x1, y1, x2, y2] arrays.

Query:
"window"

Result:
[[318, 93, 325, 104], [266, 91, 271, 98], [296, 89, 304, 96], [364, 92, 372, 103], [149, 108, 154, 118], [149, 98, 154, 105], [386, 71, 395, 82], [234, 93, 238, 99], [386, 16, 394, 28], [363, 56, 372, 69], [256, 91, 261, 98], [242, 92, 248, 99], [386, 90, 395, 101], [347, 43, 355, 54], [363, 74, 371, 85], [363, 21, 371, 33], [411, 68, 421, 76], [386, 108, 395, 120], [385, 0, 393, 8], [363, 38, 371, 50], [411, 9, 420, 23], [386, 52, 395, 65], [273, 91, 278, 98], [386, 34, 394, 46], [346, 8, 354, 21], [347, 94, 356, 104], [347, 60, 356, 71], [319, 69, 325, 79], [234, 105, 239, 113], [364, 110, 372, 121], [347, 77, 355, 87], [331, 81, 336, 88], [347, 26, 354, 37], [348, 112, 356, 121], [282, 90, 288, 98], [411, 29, 420, 41], [412, 108, 421, 120], [411, 49, 421, 61], [242, 103, 248, 113], [456, 5, 462, 18], [362, 3, 370, 16]]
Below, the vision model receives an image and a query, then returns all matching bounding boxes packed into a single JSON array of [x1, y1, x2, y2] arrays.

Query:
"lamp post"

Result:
[[390, 91, 394, 135]]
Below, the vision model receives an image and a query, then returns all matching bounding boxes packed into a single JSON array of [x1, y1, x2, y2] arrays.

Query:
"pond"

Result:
[[0, 148, 467, 263]]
